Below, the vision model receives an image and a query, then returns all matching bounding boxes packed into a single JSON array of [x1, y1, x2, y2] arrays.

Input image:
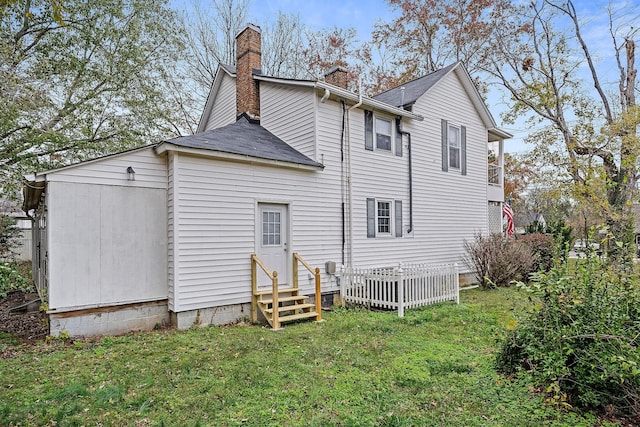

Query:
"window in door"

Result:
[[262, 211, 281, 246]]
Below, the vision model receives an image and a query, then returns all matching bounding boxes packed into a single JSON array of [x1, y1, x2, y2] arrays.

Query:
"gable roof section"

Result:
[[373, 63, 458, 107], [197, 64, 237, 133], [198, 63, 425, 130], [373, 62, 510, 137], [157, 116, 323, 170]]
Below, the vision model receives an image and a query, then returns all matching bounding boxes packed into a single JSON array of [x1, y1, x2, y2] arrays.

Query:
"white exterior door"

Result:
[[257, 203, 289, 285]]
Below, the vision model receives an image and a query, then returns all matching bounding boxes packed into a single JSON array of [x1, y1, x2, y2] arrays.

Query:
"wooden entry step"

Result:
[[250, 253, 323, 329]]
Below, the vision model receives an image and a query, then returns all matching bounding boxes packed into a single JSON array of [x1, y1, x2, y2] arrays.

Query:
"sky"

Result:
[[247, 0, 390, 35], [184, 0, 639, 154]]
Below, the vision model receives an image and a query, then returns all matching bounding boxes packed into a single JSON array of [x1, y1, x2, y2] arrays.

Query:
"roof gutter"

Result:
[[22, 178, 46, 213], [253, 75, 424, 121]]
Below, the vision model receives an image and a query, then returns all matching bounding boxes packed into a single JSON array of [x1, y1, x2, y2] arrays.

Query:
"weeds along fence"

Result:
[[340, 263, 459, 317]]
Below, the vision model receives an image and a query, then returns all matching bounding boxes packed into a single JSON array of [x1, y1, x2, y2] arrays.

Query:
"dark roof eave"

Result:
[[165, 116, 324, 169], [154, 143, 324, 171]]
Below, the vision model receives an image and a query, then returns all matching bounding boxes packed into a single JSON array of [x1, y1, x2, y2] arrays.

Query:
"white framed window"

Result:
[[367, 198, 403, 238], [375, 117, 392, 151], [376, 200, 391, 234], [365, 110, 403, 156], [448, 124, 460, 170], [441, 119, 466, 174]]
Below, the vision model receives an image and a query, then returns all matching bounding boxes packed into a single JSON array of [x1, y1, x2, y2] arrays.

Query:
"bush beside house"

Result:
[[496, 257, 640, 421], [464, 233, 533, 288]]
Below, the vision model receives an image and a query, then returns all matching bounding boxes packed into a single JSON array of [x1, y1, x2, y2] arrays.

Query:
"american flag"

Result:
[[503, 199, 515, 237]]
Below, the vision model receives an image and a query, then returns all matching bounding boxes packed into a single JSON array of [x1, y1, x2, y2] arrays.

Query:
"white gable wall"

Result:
[[260, 82, 317, 160], [343, 71, 487, 271], [44, 148, 167, 188], [203, 73, 237, 131], [405, 70, 488, 267]]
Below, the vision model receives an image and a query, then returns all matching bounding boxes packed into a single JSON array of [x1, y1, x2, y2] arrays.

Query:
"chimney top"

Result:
[[323, 65, 348, 77], [235, 23, 262, 119], [323, 65, 350, 90], [237, 23, 261, 37]]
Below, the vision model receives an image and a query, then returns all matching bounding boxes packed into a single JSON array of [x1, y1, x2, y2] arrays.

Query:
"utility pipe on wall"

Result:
[[345, 78, 363, 268]]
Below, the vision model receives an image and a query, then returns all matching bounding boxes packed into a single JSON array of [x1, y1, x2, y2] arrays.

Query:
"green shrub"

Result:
[[464, 233, 534, 289], [525, 220, 545, 234], [0, 214, 22, 260], [516, 233, 555, 273], [546, 220, 573, 255], [496, 256, 640, 419], [0, 261, 33, 298]]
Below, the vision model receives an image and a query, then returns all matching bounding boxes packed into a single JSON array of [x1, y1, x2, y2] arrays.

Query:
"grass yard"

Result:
[[0, 288, 612, 426]]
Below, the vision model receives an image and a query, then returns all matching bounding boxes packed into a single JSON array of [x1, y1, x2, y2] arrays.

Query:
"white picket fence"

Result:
[[340, 263, 459, 317]]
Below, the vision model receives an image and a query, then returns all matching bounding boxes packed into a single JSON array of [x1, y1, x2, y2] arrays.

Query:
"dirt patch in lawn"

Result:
[[0, 291, 48, 343]]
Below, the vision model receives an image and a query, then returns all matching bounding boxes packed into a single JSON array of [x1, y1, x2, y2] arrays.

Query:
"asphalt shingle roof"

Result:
[[372, 63, 458, 108], [165, 116, 323, 168], [220, 63, 236, 74]]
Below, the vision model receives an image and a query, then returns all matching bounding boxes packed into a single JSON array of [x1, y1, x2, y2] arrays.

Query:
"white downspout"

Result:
[[320, 88, 330, 103], [346, 78, 363, 267]]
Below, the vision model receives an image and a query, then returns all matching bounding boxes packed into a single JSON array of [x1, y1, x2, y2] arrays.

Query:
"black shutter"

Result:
[[395, 200, 403, 237], [461, 125, 467, 175], [395, 118, 403, 157], [441, 119, 448, 172], [366, 198, 376, 238], [365, 110, 373, 151]]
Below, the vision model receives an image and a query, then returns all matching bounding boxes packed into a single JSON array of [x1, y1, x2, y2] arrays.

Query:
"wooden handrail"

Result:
[[294, 252, 316, 275], [293, 252, 322, 322], [251, 253, 280, 328], [251, 253, 274, 278]]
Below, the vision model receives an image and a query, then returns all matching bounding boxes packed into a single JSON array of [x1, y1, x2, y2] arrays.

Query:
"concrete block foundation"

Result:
[[171, 303, 252, 329], [49, 300, 170, 338]]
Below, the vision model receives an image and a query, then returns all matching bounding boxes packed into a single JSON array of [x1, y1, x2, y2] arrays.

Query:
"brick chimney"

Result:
[[324, 65, 349, 89], [236, 24, 261, 119]]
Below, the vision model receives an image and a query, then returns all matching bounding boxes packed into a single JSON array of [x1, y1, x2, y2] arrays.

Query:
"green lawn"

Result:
[[0, 288, 612, 426]]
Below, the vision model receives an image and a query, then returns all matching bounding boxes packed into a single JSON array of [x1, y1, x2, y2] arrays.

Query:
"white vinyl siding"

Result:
[[42, 147, 167, 189], [346, 106, 410, 263], [404, 70, 487, 268], [171, 150, 343, 312], [204, 73, 237, 131], [345, 70, 488, 270], [261, 82, 316, 159]]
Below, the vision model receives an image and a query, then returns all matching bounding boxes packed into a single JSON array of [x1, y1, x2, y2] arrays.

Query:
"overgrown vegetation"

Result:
[[464, 233, 533, 288], [516, 233, 555, 273], [496, 255, 640, 421], [0, 214, 21, 260], [0, 262, 31, 299], [0, 214, 33, 297], [0, 289, 610, 426]]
